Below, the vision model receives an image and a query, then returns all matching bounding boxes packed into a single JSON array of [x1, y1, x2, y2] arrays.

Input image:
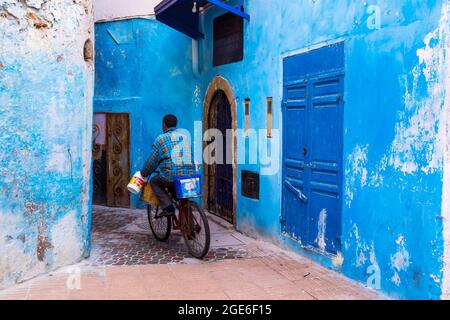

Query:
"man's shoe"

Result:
[[157, 205, 176, 218], [157, 210, 175, 218]]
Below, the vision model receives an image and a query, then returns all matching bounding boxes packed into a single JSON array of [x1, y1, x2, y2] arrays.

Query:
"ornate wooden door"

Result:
[[106, 113, 131, 208], [206, 90, 234, 223], [93, 114, 108, 206]]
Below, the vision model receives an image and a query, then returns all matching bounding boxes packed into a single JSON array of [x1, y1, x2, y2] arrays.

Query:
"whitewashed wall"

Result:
[[94, 0, 161, 21]]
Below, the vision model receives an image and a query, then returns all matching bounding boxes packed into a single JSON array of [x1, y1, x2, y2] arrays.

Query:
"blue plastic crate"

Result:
[[174, 174, 202, 199]]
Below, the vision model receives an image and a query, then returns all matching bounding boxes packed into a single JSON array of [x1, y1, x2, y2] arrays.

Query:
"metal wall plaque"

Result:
[[241, 170, 260, 200]]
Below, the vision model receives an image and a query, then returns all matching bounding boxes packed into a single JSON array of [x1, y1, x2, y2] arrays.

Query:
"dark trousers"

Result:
[[150, 175, 174, 209]]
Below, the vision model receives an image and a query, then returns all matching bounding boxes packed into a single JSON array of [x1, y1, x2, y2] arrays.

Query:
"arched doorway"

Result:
[[203, 77, 237, 225]]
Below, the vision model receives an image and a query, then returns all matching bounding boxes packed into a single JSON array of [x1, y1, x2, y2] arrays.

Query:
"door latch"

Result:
[[285, 181, 308, 203]]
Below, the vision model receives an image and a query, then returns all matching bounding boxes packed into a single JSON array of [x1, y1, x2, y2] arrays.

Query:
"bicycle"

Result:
[[147, 187, 211, 259]]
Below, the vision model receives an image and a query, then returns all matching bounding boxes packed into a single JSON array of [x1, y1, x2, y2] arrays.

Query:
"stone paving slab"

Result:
[[0, 257, 386, 300]]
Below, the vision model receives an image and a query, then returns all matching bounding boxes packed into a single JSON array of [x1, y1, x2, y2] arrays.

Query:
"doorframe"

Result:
[[203, 76, 238, 226]]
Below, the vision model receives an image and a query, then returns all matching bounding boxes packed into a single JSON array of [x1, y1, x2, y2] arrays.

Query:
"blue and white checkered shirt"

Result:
[[141, 128, 196, 182]]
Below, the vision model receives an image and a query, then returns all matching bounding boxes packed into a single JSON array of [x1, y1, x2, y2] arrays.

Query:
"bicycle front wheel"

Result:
[[182, 202, 211, 259]]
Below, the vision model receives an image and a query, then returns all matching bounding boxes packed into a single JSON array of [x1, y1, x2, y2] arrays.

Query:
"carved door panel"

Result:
[[93, 113, 107, 206], [106, 113, 130, 208]]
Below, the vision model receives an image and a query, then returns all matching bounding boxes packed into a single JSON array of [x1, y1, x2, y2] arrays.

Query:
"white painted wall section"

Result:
[[94, 0, 161, 21]]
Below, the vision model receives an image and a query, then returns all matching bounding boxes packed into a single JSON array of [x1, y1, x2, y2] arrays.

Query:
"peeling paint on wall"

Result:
[[315, 209, 327, 252], [51, 212, 84, 268], [345, 223, 372, 268], [345, 145, 369, 208], [345, 146, 389, 208], [332, 252, 345, 268], [193, 84, 202, 107], [390, 235, 411, 286], [390, 1, 449, 175], [0, 0, 94, 289]]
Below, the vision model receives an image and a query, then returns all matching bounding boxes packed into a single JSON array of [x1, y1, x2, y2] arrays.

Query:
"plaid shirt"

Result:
[[141, 128, 196, 182]]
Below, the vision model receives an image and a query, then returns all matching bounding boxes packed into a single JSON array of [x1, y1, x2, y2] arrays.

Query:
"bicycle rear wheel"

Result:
[[147, 205, 171, 242], [182, 201, 210, 259]]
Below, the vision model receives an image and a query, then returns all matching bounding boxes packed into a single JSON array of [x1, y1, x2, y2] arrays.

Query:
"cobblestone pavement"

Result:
[[0, 206, 387, 300], [88, 206, 252, 266]]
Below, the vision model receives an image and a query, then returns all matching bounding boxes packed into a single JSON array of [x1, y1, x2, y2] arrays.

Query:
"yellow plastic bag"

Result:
[[140, 183, 160, 206]]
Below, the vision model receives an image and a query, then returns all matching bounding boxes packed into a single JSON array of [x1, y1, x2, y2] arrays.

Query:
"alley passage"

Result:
[[0, 206, 386, 300], [88, 206, 251, 265]]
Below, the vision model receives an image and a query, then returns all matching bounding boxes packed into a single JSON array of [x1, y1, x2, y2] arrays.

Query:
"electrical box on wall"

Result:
[[241, 170, 260, 200]]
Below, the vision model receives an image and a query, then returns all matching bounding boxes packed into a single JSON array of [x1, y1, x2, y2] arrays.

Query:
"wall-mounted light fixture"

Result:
[[266, 97, 273, 138], [244, 98, 251, 135]]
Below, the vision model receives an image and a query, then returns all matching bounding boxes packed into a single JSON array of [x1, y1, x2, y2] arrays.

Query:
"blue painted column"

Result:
[[0, 0, 94, 289]]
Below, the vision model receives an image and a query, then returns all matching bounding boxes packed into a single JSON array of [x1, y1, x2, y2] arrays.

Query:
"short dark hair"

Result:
[[163, 114, 178, 128]]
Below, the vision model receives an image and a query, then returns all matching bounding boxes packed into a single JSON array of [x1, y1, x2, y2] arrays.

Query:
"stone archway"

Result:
[[203, 76, 237, 226]]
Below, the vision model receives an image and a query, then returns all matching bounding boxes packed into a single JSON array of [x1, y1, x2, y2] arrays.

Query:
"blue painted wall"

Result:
[[195, 0, 448, 299], [93, 1, 449, 299], [94, 17, 200, 208], [2, 0, 445, 300], [0, 0, 94, 289]]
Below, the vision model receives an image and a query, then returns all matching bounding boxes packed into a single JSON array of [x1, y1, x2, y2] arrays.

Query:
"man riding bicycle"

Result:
[[141, 115, 196, 217]]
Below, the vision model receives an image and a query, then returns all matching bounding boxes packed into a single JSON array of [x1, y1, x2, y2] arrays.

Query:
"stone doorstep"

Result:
[[210, 233, 246, 248]]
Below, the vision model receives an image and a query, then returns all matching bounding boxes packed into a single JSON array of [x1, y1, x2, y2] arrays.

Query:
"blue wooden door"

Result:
[[282, 43, 344, 255]]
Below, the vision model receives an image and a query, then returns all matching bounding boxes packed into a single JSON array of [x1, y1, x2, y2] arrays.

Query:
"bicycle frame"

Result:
[[172, 199, 186, 230], [171, 198, 201, 239], [157, 184, 202, 238]]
